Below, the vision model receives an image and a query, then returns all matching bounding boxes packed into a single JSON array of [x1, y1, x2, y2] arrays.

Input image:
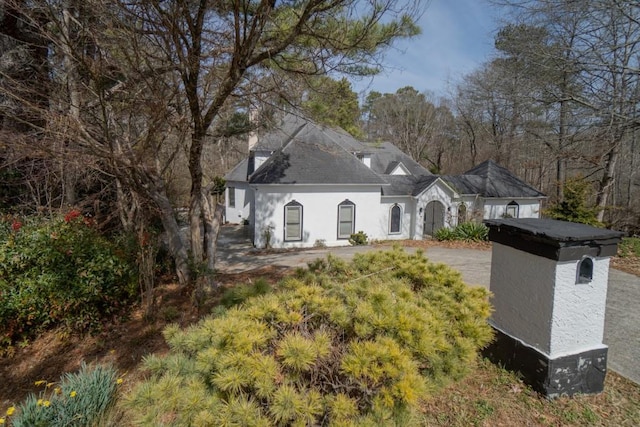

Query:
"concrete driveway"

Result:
[[216, 225, 639, 385]]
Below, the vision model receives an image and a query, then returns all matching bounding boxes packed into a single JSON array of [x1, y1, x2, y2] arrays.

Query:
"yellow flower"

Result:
[[37, 399, 43, 406], [46, 382, 55, 388], [43, 401, 51, 407], [5, 407, 14, 416], [54, 387, 62, 395], [0, 417, 5, 424], [70, 391, 77, 398], [116, 378, 124, 385], [34, 380, 47, 386]]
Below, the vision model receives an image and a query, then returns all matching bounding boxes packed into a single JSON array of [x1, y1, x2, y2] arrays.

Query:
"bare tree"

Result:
[[1, 0, 423, 287], [364, 86, 454, 172]]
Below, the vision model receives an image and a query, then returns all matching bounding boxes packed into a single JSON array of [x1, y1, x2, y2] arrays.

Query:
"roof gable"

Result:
[[368, 142, 432, 177], [412, 176, 459, 198]]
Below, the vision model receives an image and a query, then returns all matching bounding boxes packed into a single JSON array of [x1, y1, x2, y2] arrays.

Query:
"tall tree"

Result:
[[1, 0, 422, 286], [302, 76, 362, 137], [497, 0, 640, 223], [364, 86, 454, 172]]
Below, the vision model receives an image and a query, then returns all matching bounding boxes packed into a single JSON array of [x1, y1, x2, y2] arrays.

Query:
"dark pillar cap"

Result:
[[485, 218, 624, 261]]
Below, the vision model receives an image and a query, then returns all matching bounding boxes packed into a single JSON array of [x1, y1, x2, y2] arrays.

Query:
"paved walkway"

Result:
[[217, 225, 639, 384]]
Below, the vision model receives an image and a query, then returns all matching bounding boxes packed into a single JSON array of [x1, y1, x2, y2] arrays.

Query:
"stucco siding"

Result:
[[253, 185, 385, 248], [549, 257, 609, 357], [483, 199, 541, 219], [225, 182, 252, 224], [490, 243, 556, 355], [415, 182, 458, 237], [380, 198, 414, 240]]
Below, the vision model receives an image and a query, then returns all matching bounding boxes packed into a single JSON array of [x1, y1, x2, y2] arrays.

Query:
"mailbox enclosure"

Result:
[[484, 218, 623, 398]]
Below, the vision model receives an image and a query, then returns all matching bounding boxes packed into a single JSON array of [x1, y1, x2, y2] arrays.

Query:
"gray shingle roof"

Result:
[[225, 158, 250, 182], [381, 175, 418, 196], [442, 160, 545, 198], [411, 175, 443, 196], [249, 135, 386, 185], [227, 116, 544, 200]]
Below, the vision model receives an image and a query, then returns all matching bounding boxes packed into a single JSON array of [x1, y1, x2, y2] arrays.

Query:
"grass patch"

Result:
[[419, 358, 640, 426]]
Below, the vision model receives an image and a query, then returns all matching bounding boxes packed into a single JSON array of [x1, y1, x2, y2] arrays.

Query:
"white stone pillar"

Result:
[[484, 218, 623, 398]]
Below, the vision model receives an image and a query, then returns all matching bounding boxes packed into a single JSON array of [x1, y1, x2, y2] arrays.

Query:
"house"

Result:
[[225, 114, 545, 248]]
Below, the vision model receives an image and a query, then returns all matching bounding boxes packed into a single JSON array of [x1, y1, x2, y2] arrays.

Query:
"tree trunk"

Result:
[[202, 192, 223, 287], [148, 182, 190, 285], [61, 2, 80, 207], [596, 144, 620, 223]]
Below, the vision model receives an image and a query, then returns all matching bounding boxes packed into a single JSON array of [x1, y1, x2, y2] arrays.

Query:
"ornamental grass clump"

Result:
[[126, 248, 493, 426], [8, 363, 121, 427], [435, 222, 489, 242]]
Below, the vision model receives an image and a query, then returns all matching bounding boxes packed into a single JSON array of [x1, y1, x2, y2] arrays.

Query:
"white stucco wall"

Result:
[[490, 243, 556, 355], [415, 181, 458, 237], [549, 257, 609, 357], [380, 197, 415, 241], [482, 198, 541, 219], [225, 182, 252, 224], [252, 184, 387, 248], [490, 243, 609, 358]]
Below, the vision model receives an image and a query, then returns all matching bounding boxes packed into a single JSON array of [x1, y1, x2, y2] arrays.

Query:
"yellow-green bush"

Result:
[[125, 248, 493, 426]]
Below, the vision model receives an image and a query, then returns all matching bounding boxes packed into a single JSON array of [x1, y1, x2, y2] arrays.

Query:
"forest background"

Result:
[[2, 0, 640, 287]]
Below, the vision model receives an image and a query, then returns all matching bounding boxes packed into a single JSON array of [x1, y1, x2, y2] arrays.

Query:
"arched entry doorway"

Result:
[[423, 200, 445, 237]]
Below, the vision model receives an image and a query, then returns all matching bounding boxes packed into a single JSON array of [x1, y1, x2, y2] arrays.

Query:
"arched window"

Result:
[[337, 200, 355, 239], [457, 203, 467, 225], [389, 204, 402, 234], [505, 201, 519, 218], [284, 200, 302, 241], [577, 257, 594, 284]]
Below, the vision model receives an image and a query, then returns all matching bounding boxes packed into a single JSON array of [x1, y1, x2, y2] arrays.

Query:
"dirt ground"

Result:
[[1, 241, 638, 414]]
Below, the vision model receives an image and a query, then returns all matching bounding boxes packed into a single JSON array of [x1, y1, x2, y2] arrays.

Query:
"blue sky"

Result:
[[350, 0, 501, 99]]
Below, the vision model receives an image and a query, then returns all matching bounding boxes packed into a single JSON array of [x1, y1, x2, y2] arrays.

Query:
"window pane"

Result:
[[228, 187, 236, 208], [286, 223, 301, 240], [338, 205, 354, 238], [286, 207, 300, 223], [390, 205, 401, 233], [338, 205, 353, 222], [285, 206, 301, 240], [339, 222, 353, 237]]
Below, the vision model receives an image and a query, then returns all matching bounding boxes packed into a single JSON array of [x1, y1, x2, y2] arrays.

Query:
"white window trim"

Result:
[[228, 187, 236, 208], [337, 201, 355, 239], [506, 201, 519, 218], [284, 202, 302, 241]]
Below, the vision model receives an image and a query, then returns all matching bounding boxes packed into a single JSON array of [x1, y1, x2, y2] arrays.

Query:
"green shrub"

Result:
[[434, 227, 456, 241], [348, 230, 368, 245], [544, 177, 602, 226], [125, 248, 493, 426], [435, 222, 489, 242], [219, 278, 272, 308], [7, 363, 121, 427], [618, 237, 640, 258], [452, 222, 489, 242], [0, 213, 137, 349]]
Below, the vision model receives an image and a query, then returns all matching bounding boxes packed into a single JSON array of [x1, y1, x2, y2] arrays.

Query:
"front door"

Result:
[[423, 201, 445, 237]]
